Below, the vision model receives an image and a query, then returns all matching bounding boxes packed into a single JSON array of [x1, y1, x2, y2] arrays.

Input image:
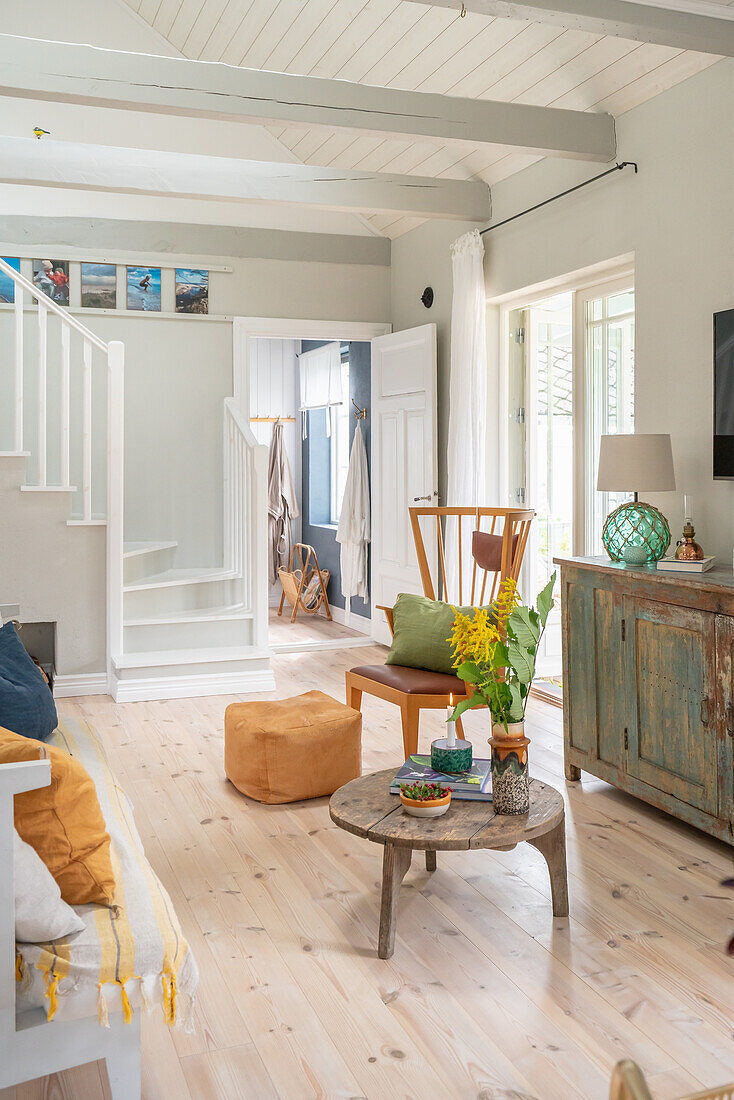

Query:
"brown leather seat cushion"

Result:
[[350, 664, 468, 696], [472, 529, 519, 572]]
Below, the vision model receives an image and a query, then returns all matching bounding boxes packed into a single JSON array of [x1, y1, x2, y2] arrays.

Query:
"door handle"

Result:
[[700, 696, 711, 727], [413, 494, 431, 502]]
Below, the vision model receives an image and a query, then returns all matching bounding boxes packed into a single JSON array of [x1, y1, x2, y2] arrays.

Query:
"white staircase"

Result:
[[0, 258, 273, 701]]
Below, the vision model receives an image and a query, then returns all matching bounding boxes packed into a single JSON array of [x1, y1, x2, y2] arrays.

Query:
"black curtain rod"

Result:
[[480, 160, 638, 236]]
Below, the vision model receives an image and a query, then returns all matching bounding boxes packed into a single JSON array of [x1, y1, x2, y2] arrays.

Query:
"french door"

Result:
[[503, 271, 635, 675]]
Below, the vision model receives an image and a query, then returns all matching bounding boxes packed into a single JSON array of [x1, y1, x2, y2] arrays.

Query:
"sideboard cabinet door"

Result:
[[714, 616, 734, 824], [624, 597, 718, 815]]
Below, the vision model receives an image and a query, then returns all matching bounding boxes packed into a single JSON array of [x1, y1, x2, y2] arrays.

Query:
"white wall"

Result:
[[392, 56, 734, 560]]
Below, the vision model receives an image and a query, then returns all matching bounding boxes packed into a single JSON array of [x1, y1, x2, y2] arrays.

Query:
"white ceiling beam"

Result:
[[0, 34, 616, 162], [404, 0, 734, 56], [0, 136, 492, 221]]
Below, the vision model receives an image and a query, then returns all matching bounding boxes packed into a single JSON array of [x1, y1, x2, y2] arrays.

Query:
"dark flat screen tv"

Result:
[[714, 308, 734, 478]]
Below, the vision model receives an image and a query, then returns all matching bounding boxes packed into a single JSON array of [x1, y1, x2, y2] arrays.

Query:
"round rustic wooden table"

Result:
[[329, 769, 568, 958]]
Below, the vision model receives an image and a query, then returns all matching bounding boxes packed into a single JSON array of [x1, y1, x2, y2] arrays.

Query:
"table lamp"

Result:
[[597, 434, 676, 564]]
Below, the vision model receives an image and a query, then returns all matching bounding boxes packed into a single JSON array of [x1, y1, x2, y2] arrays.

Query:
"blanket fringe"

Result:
[[118, 979, 134, 1024], [15, 954, 23, 983], [161, 970, 177, 1027], [45, 974, 60, 1021], [97, 984, 110, 1028]]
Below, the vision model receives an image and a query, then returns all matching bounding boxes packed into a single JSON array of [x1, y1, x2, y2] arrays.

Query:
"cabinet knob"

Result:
[[700, 696, 711, 727]]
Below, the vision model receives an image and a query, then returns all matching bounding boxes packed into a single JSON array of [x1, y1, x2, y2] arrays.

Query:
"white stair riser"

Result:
[[111, 657, 274, 702], [123, 617, 253, 653], [123, 545, 177, 585], [123, 577, 236, 619]]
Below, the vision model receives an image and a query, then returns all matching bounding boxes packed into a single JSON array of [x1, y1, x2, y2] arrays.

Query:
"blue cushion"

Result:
[[0, 621, 57, 741]]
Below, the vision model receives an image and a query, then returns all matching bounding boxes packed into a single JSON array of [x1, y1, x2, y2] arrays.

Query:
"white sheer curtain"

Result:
[[298, 341, 342, 437], [446, 229, 488, 602]]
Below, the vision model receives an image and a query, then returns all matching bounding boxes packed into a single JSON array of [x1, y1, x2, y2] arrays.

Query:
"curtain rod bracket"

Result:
[[480, 160, 638, 236]]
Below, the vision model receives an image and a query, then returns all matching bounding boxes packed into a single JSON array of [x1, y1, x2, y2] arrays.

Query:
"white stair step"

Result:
[[123, 540, 178, 559], [113, 646, 267, 670], [20, 484, 77, 492], [124, 567, 234, 593], [124, 602, 252, 627], [123, 540, 179, 583], [0, 451, 30, 457], [67, 519, 107, 526]]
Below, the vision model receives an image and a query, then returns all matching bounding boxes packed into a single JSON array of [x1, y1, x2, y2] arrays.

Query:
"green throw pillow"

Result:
[[385, 592, 489, 676]]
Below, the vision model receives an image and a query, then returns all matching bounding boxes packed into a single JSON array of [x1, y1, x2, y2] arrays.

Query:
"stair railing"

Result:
[[223, 398, 268, 650], [0, 256, 124, 684]]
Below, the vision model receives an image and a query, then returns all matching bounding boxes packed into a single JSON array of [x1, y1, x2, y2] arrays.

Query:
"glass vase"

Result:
[[489, 720, 530, 815]]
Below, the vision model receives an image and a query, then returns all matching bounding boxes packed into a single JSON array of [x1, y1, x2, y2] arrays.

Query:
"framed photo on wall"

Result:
[[33, 259, 69, 306], [127, 266, 161, 312], [175, 268, 208, 314], [81, 262, 116, 309], [0, 257, 20, 303]]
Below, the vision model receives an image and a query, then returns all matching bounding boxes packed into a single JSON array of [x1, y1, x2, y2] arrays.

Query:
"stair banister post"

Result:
[[107, 340, 125, 688], [252, 442, 269, 650]]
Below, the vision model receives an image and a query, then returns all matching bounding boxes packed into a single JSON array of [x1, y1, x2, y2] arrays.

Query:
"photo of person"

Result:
[[33, 259, 69, 306], [175, 268, 208, 314], [0, 257, 20, 304], [127, 266, 161, 311], [81, 262, 116, 309]]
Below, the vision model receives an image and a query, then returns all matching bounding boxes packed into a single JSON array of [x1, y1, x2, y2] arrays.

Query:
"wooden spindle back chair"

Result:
[[347, 506, 535, 760], [609, 1059, 733, 1100]]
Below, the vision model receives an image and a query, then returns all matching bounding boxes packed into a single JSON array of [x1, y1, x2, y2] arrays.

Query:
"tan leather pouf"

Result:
[[224, 690, 362, 804]]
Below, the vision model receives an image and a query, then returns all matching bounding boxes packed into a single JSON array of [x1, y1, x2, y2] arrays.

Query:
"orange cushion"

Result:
[[0, 726, 115, 905], [225, 691, 362, 804]]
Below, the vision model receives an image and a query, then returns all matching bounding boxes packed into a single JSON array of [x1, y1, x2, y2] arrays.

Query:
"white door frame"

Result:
[[233, 316, 391, 642], [233, 317, 391, 412]]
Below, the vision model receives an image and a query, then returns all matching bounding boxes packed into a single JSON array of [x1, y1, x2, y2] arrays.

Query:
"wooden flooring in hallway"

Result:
[[3, 643, 734, 1100]]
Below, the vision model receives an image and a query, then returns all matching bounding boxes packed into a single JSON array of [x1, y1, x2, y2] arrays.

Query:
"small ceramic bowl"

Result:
[[399, 791, 451, 818]]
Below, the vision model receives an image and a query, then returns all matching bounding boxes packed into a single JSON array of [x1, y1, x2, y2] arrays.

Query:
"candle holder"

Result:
[[430, 737, 473, 773]]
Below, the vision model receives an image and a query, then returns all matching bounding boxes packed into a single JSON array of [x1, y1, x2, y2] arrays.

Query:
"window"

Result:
[[583, 283, 635, 553], [330, 358, 350, 524]]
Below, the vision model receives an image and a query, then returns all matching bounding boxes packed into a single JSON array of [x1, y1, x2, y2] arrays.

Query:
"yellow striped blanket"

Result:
[[15, 718, 198, 1029]]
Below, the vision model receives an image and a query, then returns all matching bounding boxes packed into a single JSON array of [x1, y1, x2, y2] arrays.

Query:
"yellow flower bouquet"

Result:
[[448, 572, 556, 731]]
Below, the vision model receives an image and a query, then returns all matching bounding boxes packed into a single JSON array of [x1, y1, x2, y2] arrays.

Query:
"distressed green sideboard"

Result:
[[555, 556, 734, 845]]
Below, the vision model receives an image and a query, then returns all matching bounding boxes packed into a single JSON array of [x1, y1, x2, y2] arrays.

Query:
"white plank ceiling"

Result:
[[122, 0, 723, 237]]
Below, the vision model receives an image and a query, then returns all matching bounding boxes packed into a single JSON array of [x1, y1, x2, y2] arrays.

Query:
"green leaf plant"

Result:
[[447, 572, 557, 733]]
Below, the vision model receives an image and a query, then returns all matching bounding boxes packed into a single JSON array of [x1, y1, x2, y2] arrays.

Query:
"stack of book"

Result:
[[390, 754, 492, 801], [656, 555, 715, 573]]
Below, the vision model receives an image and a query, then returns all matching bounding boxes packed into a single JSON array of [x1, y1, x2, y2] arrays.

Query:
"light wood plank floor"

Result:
[[3, 643, 734, 1100], [268, 607, 367, 649]]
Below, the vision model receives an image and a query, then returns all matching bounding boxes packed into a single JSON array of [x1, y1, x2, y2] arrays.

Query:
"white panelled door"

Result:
[[371, 325, 438, 646]]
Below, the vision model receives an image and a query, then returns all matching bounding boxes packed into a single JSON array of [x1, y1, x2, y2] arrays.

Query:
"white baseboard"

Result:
[[329, 603, 372, 634], [112, 667, 276, 703], [54, 673, 109, 698]]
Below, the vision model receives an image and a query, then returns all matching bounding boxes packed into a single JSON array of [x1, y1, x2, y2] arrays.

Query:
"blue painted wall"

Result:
[[301, 340, 371, 612]]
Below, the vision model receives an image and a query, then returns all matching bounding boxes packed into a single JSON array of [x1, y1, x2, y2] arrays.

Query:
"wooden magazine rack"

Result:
[[277, 543, 332, 624]]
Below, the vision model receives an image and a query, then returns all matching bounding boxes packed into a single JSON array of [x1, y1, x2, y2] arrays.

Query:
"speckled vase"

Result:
[[489, 721, 530, 815]]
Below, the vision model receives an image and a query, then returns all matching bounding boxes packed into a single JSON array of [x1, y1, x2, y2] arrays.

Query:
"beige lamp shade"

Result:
[[597, 434, 676, 493]]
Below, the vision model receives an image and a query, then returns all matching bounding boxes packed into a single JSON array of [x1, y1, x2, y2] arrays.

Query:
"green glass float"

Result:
[[601, 499, 671, 563]]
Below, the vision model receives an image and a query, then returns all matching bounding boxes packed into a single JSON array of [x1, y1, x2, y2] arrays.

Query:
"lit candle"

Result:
[[446, 693, 457, 748]]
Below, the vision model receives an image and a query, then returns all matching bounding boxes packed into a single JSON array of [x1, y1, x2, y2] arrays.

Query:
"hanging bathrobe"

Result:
[[267, 422, 299, 586], [336, 421, 370, 617]]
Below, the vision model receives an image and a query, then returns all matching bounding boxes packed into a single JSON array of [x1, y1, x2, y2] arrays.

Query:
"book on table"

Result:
[[656, 555, 715, 573], [390, 754, 492, 801]]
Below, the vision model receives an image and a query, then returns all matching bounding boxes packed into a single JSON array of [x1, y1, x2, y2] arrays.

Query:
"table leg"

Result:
[[425, 850, 436, 872], [378, 844, 412, 959], [528, 818, 569, 918]]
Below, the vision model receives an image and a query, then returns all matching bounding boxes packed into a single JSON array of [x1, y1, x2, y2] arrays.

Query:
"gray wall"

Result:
[[301, 340, 371, 612], [391, 57, 734, 559]]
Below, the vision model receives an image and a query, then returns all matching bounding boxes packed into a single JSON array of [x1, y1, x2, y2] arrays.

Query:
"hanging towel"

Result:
[[267, 422, 299, 586], [336, 421, 370, 618]]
